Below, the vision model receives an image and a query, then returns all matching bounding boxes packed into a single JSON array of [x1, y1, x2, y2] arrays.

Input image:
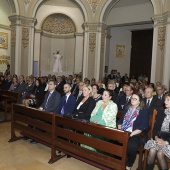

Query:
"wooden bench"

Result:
[[9, 104, 130, 170], [0, 90, 21, 122]]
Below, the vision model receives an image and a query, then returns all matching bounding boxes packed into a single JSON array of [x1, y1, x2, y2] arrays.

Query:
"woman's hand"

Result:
[[155, 137, 169, 147], [30, 94, 35, 98], [93, 120, 98, 124]]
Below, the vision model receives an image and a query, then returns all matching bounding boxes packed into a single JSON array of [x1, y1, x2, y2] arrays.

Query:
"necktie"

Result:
[[158, 96, 162, 100], [61, 96, 67, 115], [126, 98, 129, 103], [146, 100, 150, 108], [45, 93, 52, 109]]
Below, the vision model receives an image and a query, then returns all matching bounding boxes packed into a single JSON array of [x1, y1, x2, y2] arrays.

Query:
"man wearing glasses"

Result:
[[156, 85, 165, 107]]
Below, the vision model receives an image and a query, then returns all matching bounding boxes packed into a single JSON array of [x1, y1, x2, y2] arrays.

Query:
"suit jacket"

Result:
[[111, 91, 119, 105], [57, 94, 76, 114], [118, 95, 131, 110], [118, 107, 149, 135], [143, 96, 162, 115], [14, 82, 27, 93], [108, 74, 115, 80], [56, 81, 65, 96], [73, 96, 96, 121], [155, 94, 165, 107], [1, 79, 12, 90], [40, 90, 61, 113]]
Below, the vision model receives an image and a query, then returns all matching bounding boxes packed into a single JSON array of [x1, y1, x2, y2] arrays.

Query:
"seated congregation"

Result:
[[0, 72, 170, 170]]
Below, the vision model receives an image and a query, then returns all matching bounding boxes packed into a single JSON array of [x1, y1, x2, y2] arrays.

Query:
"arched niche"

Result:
[[39, 13, 77, 76]]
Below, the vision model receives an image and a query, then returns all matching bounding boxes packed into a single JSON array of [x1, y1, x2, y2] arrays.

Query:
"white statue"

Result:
[[52, 51, 63, 72]]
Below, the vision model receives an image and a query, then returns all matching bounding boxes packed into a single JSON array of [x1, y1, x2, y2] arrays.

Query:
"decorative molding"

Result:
[[83, 22, 108, 32], [42, 14, 76, 34], [101, 33, 105, 54], [24, 0, 31, 5], [22, 28, 29, 48], [0, 55, 10, 60], [0, 24, 11, 30], [42, 31, 75, 39], [0, 32, 8, 49], [89, 33, 96, 52], [11, 27, 16, 47], [88, 0, 101, 13], [158, 27, 166, 51]]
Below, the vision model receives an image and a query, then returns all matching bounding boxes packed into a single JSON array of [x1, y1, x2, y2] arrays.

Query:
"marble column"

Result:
[[150, 15, 166, 84], [82, 23, 107, 81], [9, 15, 36, 76]]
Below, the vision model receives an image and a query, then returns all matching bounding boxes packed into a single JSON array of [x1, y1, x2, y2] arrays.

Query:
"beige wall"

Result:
[[107, 3, 154, 25]]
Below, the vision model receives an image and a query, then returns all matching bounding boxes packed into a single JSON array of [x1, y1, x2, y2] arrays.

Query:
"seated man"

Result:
[[118, 85, 133, 110], [39, 80, 61, 113], [155, 84, 165, 107], [57, 84, 76, 115], [14, 75, 27, 93], [107, 80, 119, 104], [73, 81, 84, 100], [0, 74, 12, 90], [144, 87, 162, 115]]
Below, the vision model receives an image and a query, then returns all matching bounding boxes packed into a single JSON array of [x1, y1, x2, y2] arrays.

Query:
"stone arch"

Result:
[[100, 0, 160, 23], [41, 13, 76, 34], [31, 0, 88, 22]]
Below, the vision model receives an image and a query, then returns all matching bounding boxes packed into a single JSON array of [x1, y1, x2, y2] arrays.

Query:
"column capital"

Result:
[[8, 15, 37, 28], [82, 22, 108, 33]]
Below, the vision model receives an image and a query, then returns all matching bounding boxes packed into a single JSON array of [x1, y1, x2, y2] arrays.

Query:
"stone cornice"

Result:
[[0, 24, 11, 30], [42, 31, 75, 39], [82, 22, 108, 32], [8, 15, 37, 27]]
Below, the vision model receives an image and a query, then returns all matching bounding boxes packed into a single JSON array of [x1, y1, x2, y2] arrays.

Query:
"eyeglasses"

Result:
[[131, 98, 138, 101], [157, 89, 162, 91]]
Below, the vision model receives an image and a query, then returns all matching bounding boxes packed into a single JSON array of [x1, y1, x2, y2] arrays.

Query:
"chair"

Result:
[[143, 109, 170, 170]]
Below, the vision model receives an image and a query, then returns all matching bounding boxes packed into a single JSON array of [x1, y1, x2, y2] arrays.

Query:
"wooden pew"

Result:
[[0, 90, 21, 122], [50, 115, 130, 170], [9, 104, 130, 170]]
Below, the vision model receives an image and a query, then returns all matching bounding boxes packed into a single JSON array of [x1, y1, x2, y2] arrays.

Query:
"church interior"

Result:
[[0, 0, 170, 170]]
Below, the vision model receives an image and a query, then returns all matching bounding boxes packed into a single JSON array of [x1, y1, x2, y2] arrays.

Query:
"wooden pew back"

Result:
[[52, 115, 129, 170]]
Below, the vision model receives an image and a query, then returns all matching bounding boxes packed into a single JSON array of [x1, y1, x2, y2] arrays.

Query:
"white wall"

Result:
[[107, 24, 153, 77], [107, 3, 154, 25]]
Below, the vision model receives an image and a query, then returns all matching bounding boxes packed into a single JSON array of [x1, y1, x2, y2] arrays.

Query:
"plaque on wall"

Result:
[[0, 32, 8, 49], [116, 45, 126, 58]]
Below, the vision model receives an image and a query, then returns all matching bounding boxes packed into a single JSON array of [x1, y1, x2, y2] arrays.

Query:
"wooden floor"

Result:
[[0, 113, 159, 170]]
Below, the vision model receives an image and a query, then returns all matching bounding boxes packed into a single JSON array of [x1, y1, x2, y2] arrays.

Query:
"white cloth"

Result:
[[52, 53, 62, 72]]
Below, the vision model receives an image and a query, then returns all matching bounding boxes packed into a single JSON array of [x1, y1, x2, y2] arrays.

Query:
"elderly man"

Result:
[[107, 80, 119, 104], [155, 85, 165, 106], [144, 87, 162, 115]]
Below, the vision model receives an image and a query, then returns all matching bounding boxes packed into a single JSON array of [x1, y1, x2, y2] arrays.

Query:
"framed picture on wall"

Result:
[[116, 45, 126, 58], [0, 32, 8, 49]]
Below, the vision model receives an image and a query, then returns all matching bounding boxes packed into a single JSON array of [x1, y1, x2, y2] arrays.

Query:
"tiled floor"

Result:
[[0, 119, 159, 170]]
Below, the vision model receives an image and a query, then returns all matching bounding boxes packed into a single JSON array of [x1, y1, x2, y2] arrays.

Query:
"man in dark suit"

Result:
[[73, 81, 84, 100], [39, 80, 61, 113], [56, 76, 65, 96], [14, 75, 27, 93], [0, 74, 12, 90], [71, 78, 80, 94], [20, 77, 35, 103], [118, 85, 133, 110], [107, 80, 119, 104], [155, 85, 165, 107], [107, 70, 115, 80], [144, 87, 162, 115], [57, 84, 76, 115]]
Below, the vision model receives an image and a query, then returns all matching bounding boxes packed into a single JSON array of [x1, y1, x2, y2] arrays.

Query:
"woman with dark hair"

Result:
[[92, 84, 102, 102], [118, 93, 149, 170], [9, 77, 18, 91], [22, 79, 45, 107], [144, 93, 170, 170], [90, 89, 118, 128]]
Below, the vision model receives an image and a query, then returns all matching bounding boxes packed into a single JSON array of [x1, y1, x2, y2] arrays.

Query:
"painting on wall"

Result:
[[116, 45, 126, 58], [0, 32, 8, 49]]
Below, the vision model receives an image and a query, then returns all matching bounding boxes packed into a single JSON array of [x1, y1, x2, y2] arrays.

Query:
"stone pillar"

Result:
[[162, 12, 170, 90], [9, 15, 36, 76], [82, 23, 107, 81], [150, 15, 166, 84], [74, 33, 83, 74]]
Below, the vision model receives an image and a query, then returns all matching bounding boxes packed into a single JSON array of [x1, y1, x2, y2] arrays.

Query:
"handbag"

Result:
[[159, 131, 170, 141]]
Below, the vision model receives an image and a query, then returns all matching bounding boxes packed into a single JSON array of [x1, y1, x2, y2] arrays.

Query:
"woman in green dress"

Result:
[[90, 89, 118, 128]]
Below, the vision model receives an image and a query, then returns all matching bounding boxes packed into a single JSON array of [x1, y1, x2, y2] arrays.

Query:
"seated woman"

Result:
[[73, 84, 96, 121], [144, 93, 170, 170], [91, 89, 117, 128], [9, 77, 18, 91], [22, 79, 45, 107], [117, 93, 149, 170], [92, 84, 102, 103]]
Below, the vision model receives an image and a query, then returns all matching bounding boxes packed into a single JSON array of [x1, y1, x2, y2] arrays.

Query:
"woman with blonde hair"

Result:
[[72, 84, 96, 121]]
